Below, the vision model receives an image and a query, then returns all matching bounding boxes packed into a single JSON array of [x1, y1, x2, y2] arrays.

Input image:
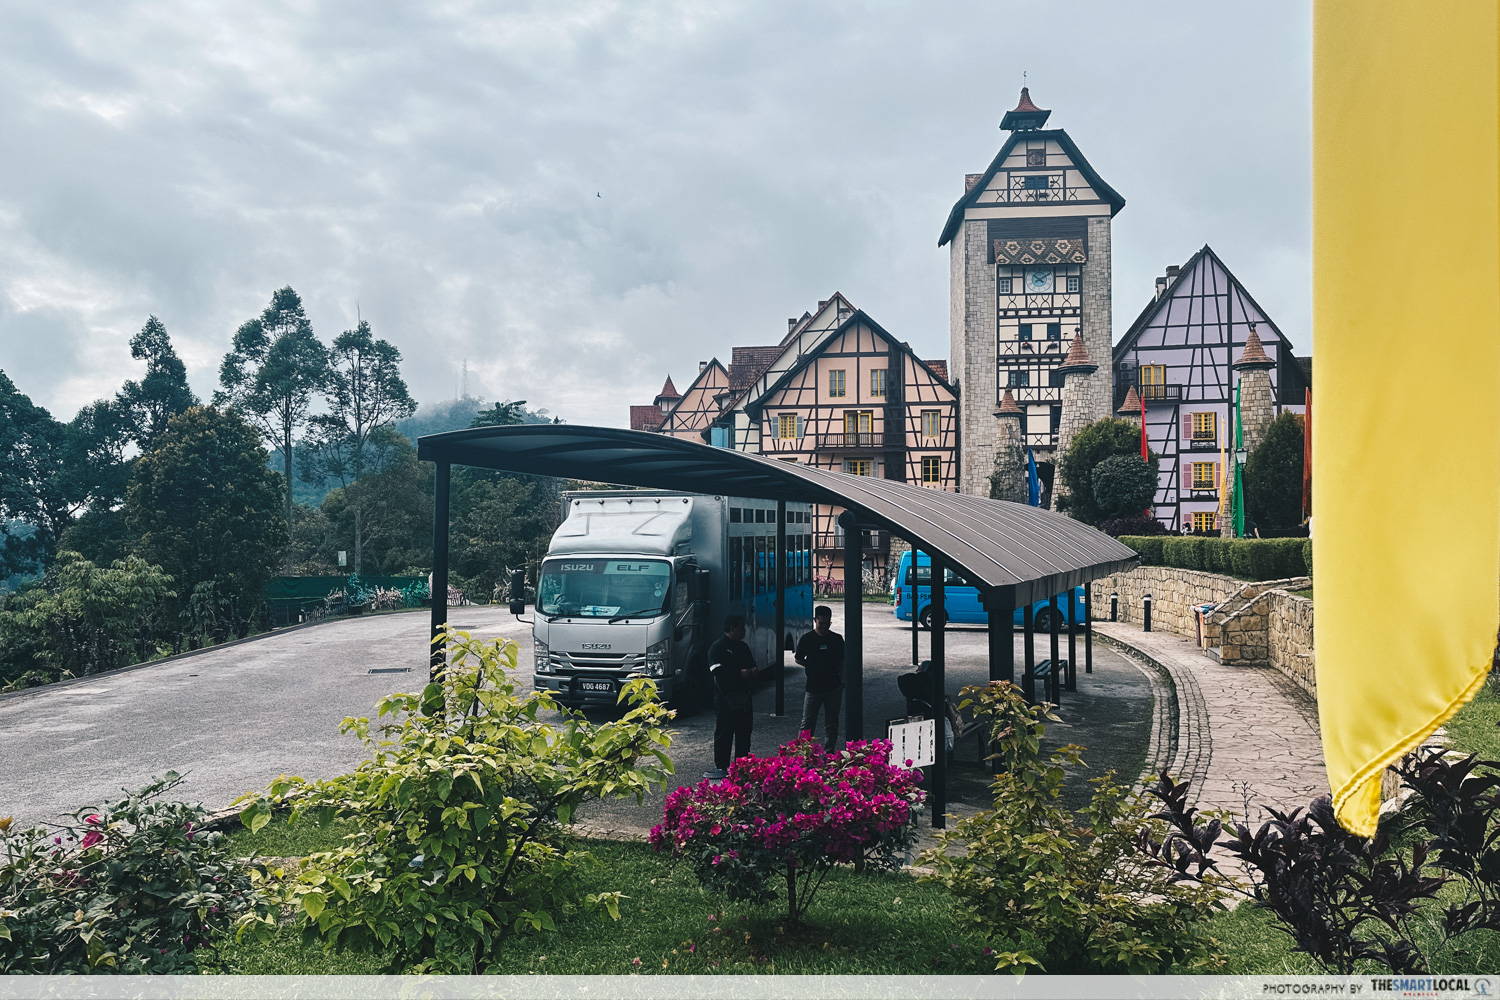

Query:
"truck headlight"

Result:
[[643, 638, 670, 678], [534, 639, 552, 673]]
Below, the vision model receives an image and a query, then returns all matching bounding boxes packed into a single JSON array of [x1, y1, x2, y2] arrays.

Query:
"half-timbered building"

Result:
[[627, 292, 957, 585], [1112, 245, 1310, 533]]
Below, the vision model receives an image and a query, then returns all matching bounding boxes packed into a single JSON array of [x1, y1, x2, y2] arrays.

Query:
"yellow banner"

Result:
[[1314, 0, 1500, 834]]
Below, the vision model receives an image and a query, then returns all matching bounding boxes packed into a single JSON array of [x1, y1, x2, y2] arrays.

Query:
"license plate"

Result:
[[579, 680, 614, 693]]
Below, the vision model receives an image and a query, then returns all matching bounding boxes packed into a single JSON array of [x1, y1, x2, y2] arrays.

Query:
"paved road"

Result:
[[0, 604, 1154, 833]]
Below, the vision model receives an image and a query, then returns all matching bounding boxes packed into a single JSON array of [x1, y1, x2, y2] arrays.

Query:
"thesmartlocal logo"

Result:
[[1368, 978, 1486, 997]]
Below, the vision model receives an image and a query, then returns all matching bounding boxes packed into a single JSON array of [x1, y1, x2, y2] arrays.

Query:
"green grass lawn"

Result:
[[208, 818, 997, 976]]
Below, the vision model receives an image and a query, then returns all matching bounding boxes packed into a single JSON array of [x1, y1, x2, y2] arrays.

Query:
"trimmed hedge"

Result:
[[1118, 536, 1308, 581]]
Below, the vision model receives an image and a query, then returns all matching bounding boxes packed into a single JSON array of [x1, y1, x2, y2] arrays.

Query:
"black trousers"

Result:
[[714, 692, 754, 770]]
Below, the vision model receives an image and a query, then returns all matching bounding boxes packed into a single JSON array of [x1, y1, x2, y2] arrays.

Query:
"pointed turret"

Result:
[[992, 389, 1024, 418], [654, 375, 682, 409], [1055, 333, 1098, 376], [1233, 325, 1276, 371], [1116, 384, 1142, 418], [1000, 87, 1051, 131]]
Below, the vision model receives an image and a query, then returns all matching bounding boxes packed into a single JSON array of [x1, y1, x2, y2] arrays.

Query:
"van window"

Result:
[[905, 564, 974, 587]]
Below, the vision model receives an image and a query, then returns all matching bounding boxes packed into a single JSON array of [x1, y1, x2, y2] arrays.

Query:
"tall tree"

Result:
[[126, 406, 287, 641], [214, 287, 328, 539], [0, 370, 69, 578], [300, 321, 416, 572], [1244, 411, 1306, 531], [1055, 417, 1159, 526], [117, 315, 198, 450]]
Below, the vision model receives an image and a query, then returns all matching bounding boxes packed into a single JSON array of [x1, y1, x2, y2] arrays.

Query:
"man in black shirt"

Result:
[[706, 614, 758, 777], [795, 605, 845, 752]]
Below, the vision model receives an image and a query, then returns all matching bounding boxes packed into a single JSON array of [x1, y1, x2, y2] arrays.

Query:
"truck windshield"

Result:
[[537, 559, 672, 619]]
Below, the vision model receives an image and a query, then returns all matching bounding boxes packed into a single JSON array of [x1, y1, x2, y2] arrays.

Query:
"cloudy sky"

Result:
[[0, 2, 1310, 428]]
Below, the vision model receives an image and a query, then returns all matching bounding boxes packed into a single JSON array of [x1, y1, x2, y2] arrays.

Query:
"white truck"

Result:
[[529, 490, 813, 710]]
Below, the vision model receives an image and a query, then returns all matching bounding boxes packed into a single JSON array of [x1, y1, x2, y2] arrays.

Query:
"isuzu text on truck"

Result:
[[528, 491, 813, 710]]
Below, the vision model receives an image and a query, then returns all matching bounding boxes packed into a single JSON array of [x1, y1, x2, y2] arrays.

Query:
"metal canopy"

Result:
[[417, 424, 1137, 603]]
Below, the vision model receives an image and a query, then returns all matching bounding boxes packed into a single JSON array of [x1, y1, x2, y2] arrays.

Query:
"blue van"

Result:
[[892, 550, 1085, 631]]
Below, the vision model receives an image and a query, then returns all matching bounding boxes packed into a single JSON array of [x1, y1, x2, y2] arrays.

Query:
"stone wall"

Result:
[[1267, 590, 1316, 697], [1089, 565, 1248, 638]]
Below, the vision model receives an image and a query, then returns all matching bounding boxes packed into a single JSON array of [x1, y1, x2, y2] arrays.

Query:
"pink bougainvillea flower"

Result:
[[84, 815, 101, 825], [79, 831, 102, 850]]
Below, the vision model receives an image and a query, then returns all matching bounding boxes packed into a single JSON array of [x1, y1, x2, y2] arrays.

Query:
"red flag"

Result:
[[1302, 386, 1312, 521], [1139, 385, 1148, 460]]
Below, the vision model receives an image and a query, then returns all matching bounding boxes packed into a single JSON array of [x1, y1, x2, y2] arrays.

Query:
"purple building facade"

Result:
[[1112, 245, 1310, 533]]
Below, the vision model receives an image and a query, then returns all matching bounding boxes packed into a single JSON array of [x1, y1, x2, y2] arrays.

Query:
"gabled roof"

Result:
[[629, 404, 664, 432], [938, 128, 1126, 247], [779, 292, 856, 348], [743, 309, 956, 419], [1112, 244, 1302, 363], [924, 360, 949, 382], [728, 346, 783, 394], [657, 357, 728, 423]]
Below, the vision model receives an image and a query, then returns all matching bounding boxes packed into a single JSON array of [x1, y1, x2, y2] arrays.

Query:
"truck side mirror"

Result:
[[508, 568, 527, 617]]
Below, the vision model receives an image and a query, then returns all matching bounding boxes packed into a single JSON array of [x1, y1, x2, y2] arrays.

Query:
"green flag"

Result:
[[1233, 382, 1245, 537]]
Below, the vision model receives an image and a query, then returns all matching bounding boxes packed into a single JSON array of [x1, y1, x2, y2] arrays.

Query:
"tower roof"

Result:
[[1233, 325, 1276, 371], [993, 389, 1024, 418], [1116, 384, 1142, 415], [1055, 333, 1098, 376], [1000, 87, 1052, 131], [657, 375, 680, 400]]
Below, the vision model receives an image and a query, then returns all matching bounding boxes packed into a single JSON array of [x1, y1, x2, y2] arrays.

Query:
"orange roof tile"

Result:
[[994, 389, 1023, 417], [657, 375, 680, 399], [1055, 334, 1096, 374], [1117, 385, 1142, 415], [629, 404, 664, 431], [1233, 325, 1276, 370]]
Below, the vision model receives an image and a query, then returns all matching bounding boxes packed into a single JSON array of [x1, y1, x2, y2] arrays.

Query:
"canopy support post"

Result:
[[774, 500, 787, 716], [839, 511, 863, 743], [1085, 586, 1094, 674], [1022, 602, 1036, 704], [930, 554, 946, 830], [1048, 593, 1061, 703], [430, 460, 451, 685]]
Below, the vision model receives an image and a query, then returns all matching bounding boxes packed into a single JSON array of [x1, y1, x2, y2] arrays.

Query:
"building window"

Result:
[[998, 276, 1013, 294], [921, 409, 941, 438], [845, 459, 873, 476], [844, 410, 872, 437], [1017, 323, 1032, 341], [1048, 369, 1066, 387], [1024, 175, 1048, 191], [870, 369, 887, 398], [828, 370, 846, 397], [1046, 322, 1061, 340], [1191, 411, 1217, 440], [1066, 275, 1080, 293], [1193, 512, 1216, 533], [778, 413, 802, 439], [921, 456, 942, 485], [1191, 462, 1217, 490], [1007, 369, 1030, 388], [1050, 405, 1062, 433]]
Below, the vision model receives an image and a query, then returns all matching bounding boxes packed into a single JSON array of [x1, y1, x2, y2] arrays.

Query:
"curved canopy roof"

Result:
[[417, 424, 1138, 604]]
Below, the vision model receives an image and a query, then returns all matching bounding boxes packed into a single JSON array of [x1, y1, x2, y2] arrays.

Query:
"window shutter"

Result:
[[1213, 462, 1221, 491], [1183, 414, 1193, 440], [796, 415, 803, 438]]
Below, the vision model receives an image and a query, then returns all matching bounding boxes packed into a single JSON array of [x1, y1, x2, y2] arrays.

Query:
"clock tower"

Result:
[[939, 88, 1125, 496]]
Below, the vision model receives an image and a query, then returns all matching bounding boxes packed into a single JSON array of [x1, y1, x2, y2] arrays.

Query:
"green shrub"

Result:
[[1057, 418, 1159, 525], [1162, 537, 1206, 571], [919, 682, 1227, 973], [1090, 455, 1157, 521], [1302, 538, 1313, 579], [1203, 537, 1232, 574], [233, 629, 675, 974], [0, 774, 267, 973], [1118, 536, 1165, 565]]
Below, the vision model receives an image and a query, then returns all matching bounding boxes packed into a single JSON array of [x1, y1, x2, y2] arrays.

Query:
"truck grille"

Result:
[[549, 651, 646, 671]]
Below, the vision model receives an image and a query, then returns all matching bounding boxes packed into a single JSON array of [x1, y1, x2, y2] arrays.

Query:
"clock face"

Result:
[[1025, 267, 1054, 293]]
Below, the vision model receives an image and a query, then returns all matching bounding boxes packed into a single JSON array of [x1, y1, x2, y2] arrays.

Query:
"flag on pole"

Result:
[[1301, 387, 1312, 523], [1314, 0, 1499, 835], [1139, 382, 1148, 460], [1026, 447, 1041, 507], [1232, 382, 1244, 537]]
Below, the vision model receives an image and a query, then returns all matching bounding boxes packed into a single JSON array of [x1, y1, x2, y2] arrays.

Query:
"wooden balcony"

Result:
[[815, 431, 903, 451]]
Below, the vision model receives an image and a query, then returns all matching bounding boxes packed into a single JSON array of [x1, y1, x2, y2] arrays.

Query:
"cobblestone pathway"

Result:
[[1093, 621, 1329, 827]]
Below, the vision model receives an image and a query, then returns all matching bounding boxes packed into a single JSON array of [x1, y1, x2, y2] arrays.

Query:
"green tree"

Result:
[[300, 321, 417, 572], [0, 552, 175, 682], [0, 371, 69, 578], [1244, 411, 1305, 531], [214, 287, 328, 540], [126, 406, 287, 643], [117, 315, 198, 450], [1056, 417, 1158, 526], [59, 400, 133, 515], [317, 428, 433, 576], [1090, 454, 1158, 520]]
